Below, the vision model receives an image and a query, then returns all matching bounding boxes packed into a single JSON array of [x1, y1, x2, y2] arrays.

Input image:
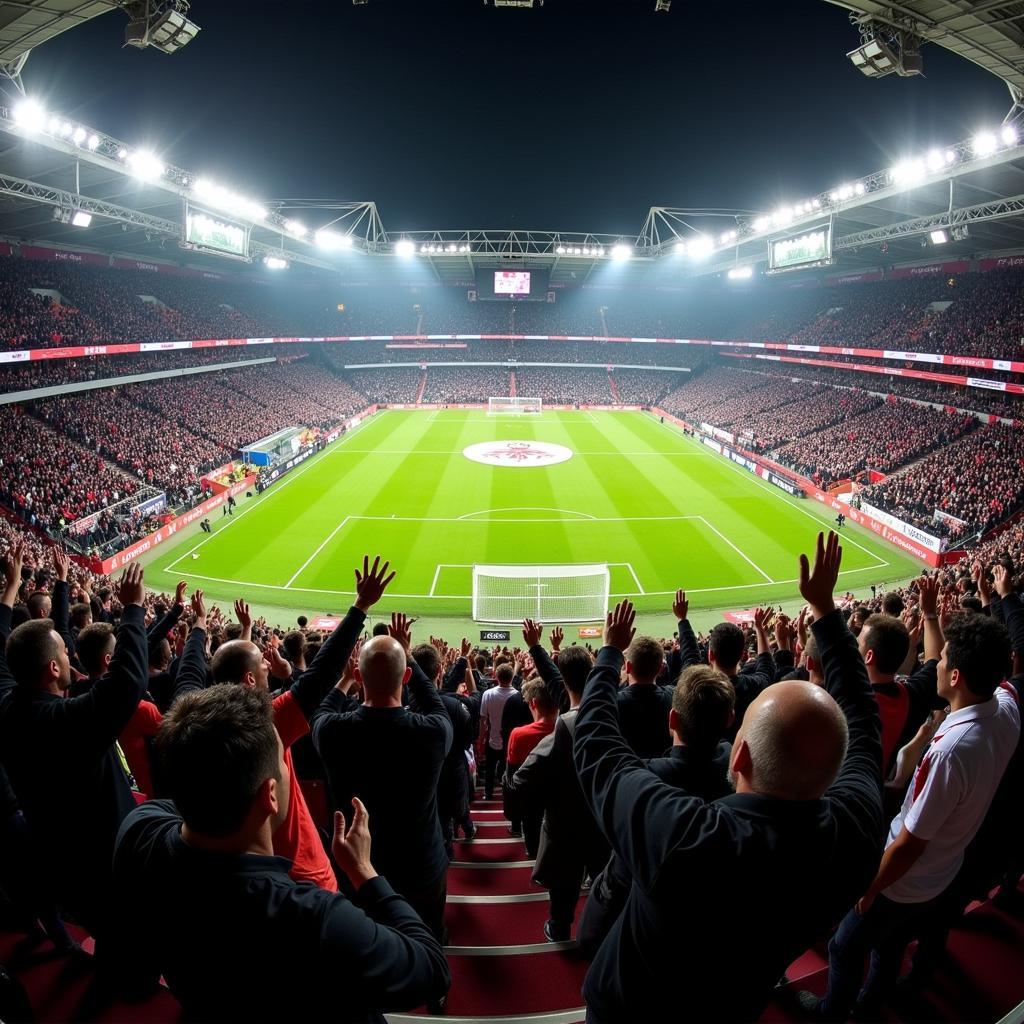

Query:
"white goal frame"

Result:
[[487, 396, 542, 415], [472, 563, 610, 623]]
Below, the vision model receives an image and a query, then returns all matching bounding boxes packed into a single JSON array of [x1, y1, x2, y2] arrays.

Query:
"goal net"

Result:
[[472, 564, 610, 624], [487, 396, 542, 415]]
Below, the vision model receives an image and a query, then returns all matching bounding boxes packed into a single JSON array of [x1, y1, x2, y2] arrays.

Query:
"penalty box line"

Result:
[[430, 562, 646, 598]]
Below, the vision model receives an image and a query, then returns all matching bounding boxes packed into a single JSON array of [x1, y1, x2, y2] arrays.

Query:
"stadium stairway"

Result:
[[607, 373, 621, 404], [415, 371, 428, 405], [1, 785, 1023, 1023], [509, 372, 517, 399]]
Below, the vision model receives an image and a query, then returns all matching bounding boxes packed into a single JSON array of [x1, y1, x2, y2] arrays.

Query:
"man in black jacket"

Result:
[[312, 612, 453, 949], [0, 544, 148, 956], [112, 684, 449, 1022], [410, 642, 474, 859], [576, 662, 735, 955], [509, 622, 604, 942], [615, 634, 673, 758], [572, 532, 884, 1023], [673, 591, 776, 742]]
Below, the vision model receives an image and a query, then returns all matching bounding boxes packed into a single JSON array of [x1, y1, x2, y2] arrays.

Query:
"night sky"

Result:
[[16, 0, 1010, 236]]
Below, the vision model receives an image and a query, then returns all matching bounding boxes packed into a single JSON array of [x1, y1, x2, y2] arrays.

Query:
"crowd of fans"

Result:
[[513, 367, 613, 405], [421, 368, 513, 404], [4, 254, 1024, 374], [0, 527, 1018, 1023], [609, 369, 681, 406], [862, 423, 1024, 537], [0, 405, 140, 536], [774, 403, 977, 488]]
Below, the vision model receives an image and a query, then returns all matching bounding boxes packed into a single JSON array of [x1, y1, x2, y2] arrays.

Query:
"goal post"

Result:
[[487, 396, 542, 415], [472, 564, 610, 624]]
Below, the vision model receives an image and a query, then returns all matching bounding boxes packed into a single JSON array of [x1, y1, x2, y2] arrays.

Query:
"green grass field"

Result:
[[145, 408, 921, 629]]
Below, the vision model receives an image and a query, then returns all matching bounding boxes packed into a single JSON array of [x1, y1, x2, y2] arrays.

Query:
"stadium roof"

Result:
[[6, 87, 1024, 287], [825, 1, 1024, 106], [0, 0, 117, 80]]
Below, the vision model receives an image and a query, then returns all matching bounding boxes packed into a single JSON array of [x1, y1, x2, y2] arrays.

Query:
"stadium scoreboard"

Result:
[[476, 266, 551, 300], [768, 225, 833, 274], [182, 204, 250, 260]]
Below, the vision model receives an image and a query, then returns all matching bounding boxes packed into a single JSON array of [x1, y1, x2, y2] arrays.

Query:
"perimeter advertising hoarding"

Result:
[[769, 225, 833, 273]]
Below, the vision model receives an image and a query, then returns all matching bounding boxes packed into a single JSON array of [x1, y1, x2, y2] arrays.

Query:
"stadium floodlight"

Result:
[[972, 131, 999, 158], [117, 147, 128, 159], [753, 216, 769, 232], [611, 243, 632, 261], [13, 98, 47, 133], [929, 229, 949, 245], [1002, 124, 1018, 147], [674, 241, 687, 254], [727, 265, 753, 280], [125, 1, 201, 54], [847, 36, 900, 78], [126, 150, 164, 181], [59, 121, 73, 139], [315, 228, 353, 251], [890, 158, 926, 185], [72, 126, 87, 145], [283, 219, 308, 237], [395, 238, 415, 257], [263, 255, 288, 269], [686, 235, 713, 259], [193, 179, 266, 223], [925, 148, 945, 172], [70, 210, 92, 227], [87, 134, 100, 151], [555, 245, 566, 254]]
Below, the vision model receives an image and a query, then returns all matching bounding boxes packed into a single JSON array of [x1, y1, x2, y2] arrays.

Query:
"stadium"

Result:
[[0, 1, 1023, 1022]]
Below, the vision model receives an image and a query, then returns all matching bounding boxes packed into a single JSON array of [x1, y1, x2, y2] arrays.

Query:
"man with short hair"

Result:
[[675, 593, 776, 742], [479, 662, 515, 799], [0, 544, 148, 955], [176, 558, 395, 892], [578, 663, 736, 954], [111, 684, 450, 1020], [806, 610, 1019, 1020], [312, 611, 453, 959], [616, 635, 672, 758], [858, 583, 944, 778], [410, 641, 474, 859], [510, 629, 605, 942], [504, 677, 559, 846], [573, 533, 885, 1023]]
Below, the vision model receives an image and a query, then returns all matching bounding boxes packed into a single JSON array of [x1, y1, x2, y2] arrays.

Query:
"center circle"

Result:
[[462, 439, 574, 468]]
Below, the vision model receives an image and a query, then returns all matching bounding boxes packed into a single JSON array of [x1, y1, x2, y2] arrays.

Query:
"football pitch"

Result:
[[145, 409, 922, 627]]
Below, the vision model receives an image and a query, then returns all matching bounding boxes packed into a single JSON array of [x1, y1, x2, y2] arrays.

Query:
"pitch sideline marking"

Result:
[[625, 562, 646, 595], [428, 564, 444, 597], [651, 416, 891, 570], [696, 516, 775, 584], [164, 414, 374, 573], [284, 517, 352, 589]]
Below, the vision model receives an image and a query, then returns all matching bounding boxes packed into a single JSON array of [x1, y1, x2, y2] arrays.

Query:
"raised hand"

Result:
[[263, 644, 292, 681], [798, 531, 842, 620], [388, 611, 412, 653], [174, 580, 188, 606], [233, 598, 252, 640], [672, 589, 689, 621], [354, 555, 396, 613], [190, 588, 207, 626], [332, 799, 376, 889], [752, 607, 771, 632], [917, 574, 939, 618], [992, 563, 1013, 599], [550, 625, 563, 652], [774, 613, 794, 652], [460, 636, 472, 658], [522, 618, 543, 648], [117, 563, 146, 608], [605, 600, 636, 652], [52, 547, 71, 583], [1, 540, 26, 604], [796, 606, 809, 650]]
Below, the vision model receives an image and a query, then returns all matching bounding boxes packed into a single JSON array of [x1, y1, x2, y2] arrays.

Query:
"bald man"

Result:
[[572, 532, 884, 1024], [312, 613, 453, 966]]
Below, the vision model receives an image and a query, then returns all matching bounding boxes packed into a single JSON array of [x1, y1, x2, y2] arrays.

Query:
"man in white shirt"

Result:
[[479, 663, 516, 799], [805, 610, 1020, 1020]]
